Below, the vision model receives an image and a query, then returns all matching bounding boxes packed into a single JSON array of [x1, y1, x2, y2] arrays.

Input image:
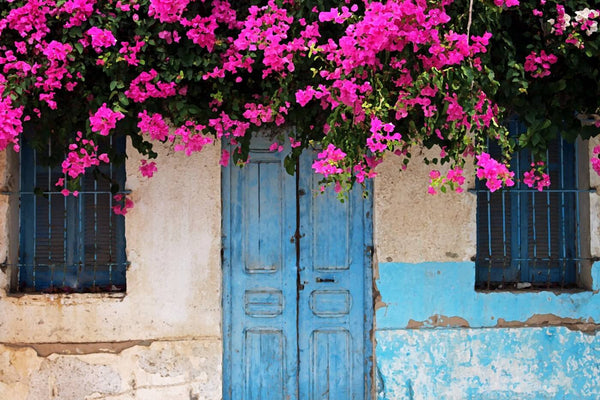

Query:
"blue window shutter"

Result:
[[18, 136, 127, 293], [476, 121, 584, 289]]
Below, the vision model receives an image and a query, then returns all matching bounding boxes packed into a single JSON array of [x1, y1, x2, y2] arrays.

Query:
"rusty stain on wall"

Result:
[[496, 314, 599, 333], [406, 315, 470, 329], [2, 340, 153, 357]]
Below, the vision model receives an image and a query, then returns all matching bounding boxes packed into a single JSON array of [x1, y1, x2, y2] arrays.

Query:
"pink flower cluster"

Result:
[[352, 156, 380, 184], [524, 50, 558, 78], [139, 159, 157, 178], [208, 112, 250, 138], [591, 145, 600, 176], [233, 1, 303, 78], [113, 193, 133, 215], [523, 162, 551, 191], [182, 15, 218, 52], [148, 0, 190, 23], [89, 103, 124, 136], [493, 0, 520, 8], [61, 131, 109, 180], [476, 152, 515, 192], [119, 39, 146, 66], [0, 96, 24, 151], [367, 117, 402, 153], [312, 144, 347, 177], [60, 0, 96, 28], [3, 0, 51, 42], [549, 5, 599, 39], [427, 167, 466, 194], [125, 69, 177, 103], [137, 111, 170, 141], [86, 27, 117, 52], [172, 121, 214, 156]]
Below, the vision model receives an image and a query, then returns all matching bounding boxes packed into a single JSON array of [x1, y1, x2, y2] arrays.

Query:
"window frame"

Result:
[[475, 125, 592, 290], [16, 135, 128, 294]]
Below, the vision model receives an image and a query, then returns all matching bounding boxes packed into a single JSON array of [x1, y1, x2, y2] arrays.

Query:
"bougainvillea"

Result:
[[0, 0, 599, 210]]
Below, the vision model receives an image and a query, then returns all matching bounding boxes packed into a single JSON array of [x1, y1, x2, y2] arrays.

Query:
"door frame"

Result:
[[221, 144, 374, 399]]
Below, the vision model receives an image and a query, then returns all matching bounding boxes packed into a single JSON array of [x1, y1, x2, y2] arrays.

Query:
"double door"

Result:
[[222, 137, 373, 399]]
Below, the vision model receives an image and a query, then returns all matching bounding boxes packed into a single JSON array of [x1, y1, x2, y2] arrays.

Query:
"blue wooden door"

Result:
[[222, 137, 373, 400]]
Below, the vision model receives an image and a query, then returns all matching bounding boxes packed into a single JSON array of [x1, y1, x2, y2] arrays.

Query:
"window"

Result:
[[476, 121, 591, 290], [17, 135, 127, 293]]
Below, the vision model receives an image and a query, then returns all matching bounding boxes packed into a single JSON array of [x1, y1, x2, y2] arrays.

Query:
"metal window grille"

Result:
[[18, 136, 127, 293], [475, 121, 591, 290]]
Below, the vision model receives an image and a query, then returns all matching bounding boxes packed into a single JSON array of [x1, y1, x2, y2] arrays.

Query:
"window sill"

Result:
[[2, 291, 126, 305]]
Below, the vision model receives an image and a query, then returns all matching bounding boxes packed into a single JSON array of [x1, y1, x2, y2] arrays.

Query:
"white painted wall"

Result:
[[0, 141, 223, 399], [374, 148, 477, 264]]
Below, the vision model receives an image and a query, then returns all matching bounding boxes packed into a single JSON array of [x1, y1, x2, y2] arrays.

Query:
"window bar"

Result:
[[515, 150, 523, 286], [78, 173, 85, 290], [17, 143, 21, 290], [93, 174, 98, 288], [559, 139, 567, 287], [530, 153, 539, 285], [63, 169, 69, 290], [485, 190, 492, 288], [108, 135, 114, 285], [501, 189, 508, 288], [545, 148, 552, 287], [47, 148, 54, 289], [32, 147, 38, 291], [574, 142, 583, 279]]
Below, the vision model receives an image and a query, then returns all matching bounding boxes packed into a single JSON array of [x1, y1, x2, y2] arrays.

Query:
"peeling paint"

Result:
[[376, 327, 600, 400], [2, 340, 153, 357], [377, 262, 600, 329], [496, 314, 599, 333], [376, 261, 600, 399], [406, 315, 470, 329]]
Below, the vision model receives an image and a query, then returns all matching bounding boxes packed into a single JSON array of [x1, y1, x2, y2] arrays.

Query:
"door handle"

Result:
[[316, 277, 335, 283]]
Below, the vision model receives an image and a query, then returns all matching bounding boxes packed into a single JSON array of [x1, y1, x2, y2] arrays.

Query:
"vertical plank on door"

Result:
[[297, 150, 373, 400], [222, 139, 298, 400]]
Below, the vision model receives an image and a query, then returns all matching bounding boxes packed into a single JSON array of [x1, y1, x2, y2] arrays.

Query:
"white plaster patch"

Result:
[[374, 149, 476, 263]]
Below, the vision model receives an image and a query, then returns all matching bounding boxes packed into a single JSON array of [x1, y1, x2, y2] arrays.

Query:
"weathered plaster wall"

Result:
[[374, 150, 476, 264], [374, 146, 600, 399], [0, 142, 223, 399], [0, 340, 221, 400], [376, 327, 600, 400]]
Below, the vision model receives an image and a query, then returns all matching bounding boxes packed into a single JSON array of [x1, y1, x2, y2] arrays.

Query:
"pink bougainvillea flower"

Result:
[[137, 111, 170, 141], [113, 194, 134, 215], [0, 96, 24, 151], [312, 144, 346, 177], [476, 153, 515, 192], [139, 159, 157, 177], [86, 27, 117, 52], [89, 103, 124, 136]]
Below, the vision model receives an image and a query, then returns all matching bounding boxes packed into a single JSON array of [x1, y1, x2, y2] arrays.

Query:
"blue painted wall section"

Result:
[[375, 262, 600, 399]]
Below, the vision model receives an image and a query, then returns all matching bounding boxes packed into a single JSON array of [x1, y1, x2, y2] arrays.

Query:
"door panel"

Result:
[[298, 150, 372, 400], [223, 139, 372, 400], [223, 138, 298, 400]]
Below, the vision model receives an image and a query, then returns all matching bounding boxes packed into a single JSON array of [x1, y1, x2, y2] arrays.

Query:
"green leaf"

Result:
[[118, 92, 130, 106]]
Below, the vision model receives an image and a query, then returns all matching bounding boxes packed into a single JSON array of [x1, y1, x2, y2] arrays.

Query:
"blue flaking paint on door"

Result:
[[222, 137, 373, 400]]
